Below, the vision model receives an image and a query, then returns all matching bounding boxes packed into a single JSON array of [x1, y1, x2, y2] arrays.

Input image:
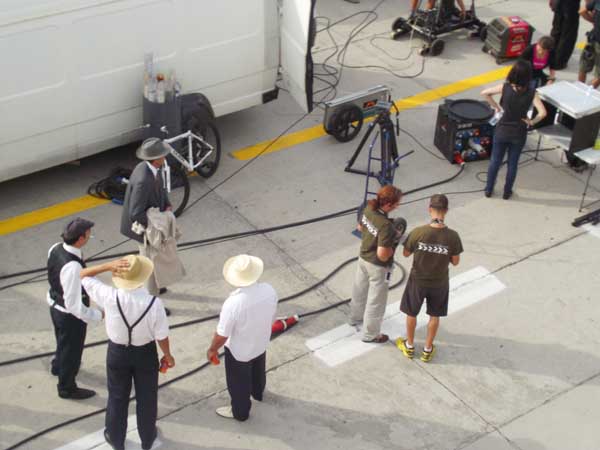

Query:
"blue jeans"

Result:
[[485, 136, 526, 195]]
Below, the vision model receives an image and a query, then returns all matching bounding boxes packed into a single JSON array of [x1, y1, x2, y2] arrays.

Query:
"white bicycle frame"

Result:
[[161, 129, 214, 193]]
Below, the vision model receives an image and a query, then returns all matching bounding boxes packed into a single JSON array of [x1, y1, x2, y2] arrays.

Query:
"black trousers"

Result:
[[106, 341, 159, 449], [550, 5, 580, 68], [224, 347, 266, 421], [50, 307, 87, 394]]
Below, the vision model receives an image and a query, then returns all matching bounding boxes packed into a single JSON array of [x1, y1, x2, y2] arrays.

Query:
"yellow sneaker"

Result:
[[420, 345, 436, 363], [395, 338, 414, 359]]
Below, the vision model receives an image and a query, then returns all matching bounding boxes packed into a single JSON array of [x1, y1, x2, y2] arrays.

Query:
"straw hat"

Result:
[[222, 254, 264, 287], [112, 254, 154, 290]]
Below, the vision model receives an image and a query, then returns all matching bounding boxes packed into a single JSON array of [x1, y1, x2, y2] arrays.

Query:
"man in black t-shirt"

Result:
[[396, 194, 463, 362]]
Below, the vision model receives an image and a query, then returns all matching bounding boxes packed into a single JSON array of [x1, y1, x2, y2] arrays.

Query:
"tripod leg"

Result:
[[346, 122, 376, 171]]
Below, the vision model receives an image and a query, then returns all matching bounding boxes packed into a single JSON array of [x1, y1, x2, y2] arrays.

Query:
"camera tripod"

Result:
[[345, 102, 413, 193], [345, 102, 413, 230]]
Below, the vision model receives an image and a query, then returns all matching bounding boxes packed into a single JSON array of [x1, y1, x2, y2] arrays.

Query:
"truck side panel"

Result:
[[0, 0, 280, 182]]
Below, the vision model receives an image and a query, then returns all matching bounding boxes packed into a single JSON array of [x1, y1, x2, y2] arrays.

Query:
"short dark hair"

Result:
[[61, 217, 94, 245], [507, 60, 532, 89], [538, 35, 555, 51], [429, 194, 448, 210]]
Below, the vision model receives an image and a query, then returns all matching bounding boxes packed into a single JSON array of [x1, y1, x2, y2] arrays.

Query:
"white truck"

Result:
[[0, 0, 316, 182]]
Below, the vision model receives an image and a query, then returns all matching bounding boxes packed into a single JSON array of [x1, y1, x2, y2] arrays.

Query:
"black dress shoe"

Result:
[[502, 191, 512, 200], [159, 287, 168, 295], [164, 307, 171, 317], [104, 429, 125, 450], [484, 191, 492, 198], [58, 387, 96, 400]]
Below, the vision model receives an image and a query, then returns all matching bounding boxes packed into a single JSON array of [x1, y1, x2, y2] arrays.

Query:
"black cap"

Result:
[[61, 217, 94, 241], [136, 138, 172, 161], [429, 194, 448, 210]]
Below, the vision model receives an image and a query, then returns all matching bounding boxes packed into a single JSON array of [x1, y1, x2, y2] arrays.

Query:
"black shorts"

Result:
[[400, 274, 449, 317]]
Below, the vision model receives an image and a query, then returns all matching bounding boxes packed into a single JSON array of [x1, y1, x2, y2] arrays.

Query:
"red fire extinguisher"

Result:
[[271, 315, 299, 335]]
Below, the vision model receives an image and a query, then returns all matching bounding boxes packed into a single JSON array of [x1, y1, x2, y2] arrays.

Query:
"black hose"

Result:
[[0, 162, 465, 285], [4, 261, 406, 450], [0, 257, 404, 367]]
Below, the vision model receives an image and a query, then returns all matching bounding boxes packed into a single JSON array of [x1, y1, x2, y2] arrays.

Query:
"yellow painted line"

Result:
[[577, 41, 585, 50], [231, 66, 511, 160], [3, 66, 513, 236], [0, 195, 109, 236]]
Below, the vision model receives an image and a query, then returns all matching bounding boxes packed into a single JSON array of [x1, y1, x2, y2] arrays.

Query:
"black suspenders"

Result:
[[116, 294, 157, 346]]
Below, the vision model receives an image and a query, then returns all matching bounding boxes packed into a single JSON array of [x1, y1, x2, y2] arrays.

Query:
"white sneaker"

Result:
[[216, 406, 234, 419]]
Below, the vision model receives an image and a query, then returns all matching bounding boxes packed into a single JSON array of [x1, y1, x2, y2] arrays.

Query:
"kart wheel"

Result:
[[331, 105, 363, 143], [479, 25, 487, 42]]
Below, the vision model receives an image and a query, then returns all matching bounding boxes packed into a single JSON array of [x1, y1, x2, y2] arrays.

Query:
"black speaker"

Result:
[[434, 99, 495, 164]]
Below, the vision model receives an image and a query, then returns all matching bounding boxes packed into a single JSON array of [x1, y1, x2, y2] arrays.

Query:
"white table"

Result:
[[535, 81, 600, 158], [537, 81, 600, 118], [574, 148, 600, 211]]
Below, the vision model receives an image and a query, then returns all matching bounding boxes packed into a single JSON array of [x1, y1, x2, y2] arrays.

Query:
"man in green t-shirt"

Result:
[[396, 194, 463, 362], [349, 185, 403, 343]]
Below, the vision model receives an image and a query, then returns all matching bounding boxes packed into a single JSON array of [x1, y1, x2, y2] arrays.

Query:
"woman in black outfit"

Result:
[[481, 61, 547, 199]]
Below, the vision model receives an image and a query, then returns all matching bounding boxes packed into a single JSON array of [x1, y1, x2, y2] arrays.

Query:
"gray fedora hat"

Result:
[[136, 138, 172, 161]]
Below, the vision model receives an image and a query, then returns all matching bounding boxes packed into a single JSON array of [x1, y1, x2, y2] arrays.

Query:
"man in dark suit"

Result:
[[120, 138, 172, 299]]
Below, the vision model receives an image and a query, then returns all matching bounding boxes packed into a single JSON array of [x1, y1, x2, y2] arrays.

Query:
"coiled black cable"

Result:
[[86, 167, 132, 202]]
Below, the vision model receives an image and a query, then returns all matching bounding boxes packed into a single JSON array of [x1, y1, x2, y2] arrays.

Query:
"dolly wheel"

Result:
[[391, 17, 412, 39], [419, 45, 430, 56], [331, 105, 364, 143], [430, 39, 445, 57]]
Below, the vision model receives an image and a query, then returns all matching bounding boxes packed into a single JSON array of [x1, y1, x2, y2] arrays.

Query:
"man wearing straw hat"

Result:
[[81, 254, 174, 450], [207, 254, 278, 421]]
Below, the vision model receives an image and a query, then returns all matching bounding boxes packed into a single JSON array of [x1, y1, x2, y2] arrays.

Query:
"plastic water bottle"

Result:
[[156, 73, 165, 103], [165, 70, 177, 101], [489, 109, 503, 126], [148, 77, 157, 102], [143, 52, 154, 99]]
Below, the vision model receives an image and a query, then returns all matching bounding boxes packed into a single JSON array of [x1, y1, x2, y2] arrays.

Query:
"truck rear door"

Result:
[[279, 0, 316, 113]]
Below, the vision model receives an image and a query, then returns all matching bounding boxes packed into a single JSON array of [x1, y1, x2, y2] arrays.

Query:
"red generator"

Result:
[[482, 16, 535, 64]]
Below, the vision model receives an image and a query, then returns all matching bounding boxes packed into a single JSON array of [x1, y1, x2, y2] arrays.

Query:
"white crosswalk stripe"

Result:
[[306, 266, 506, 367]]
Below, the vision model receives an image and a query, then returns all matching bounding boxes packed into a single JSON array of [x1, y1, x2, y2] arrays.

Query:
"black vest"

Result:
[[47, 244, 90, 309]]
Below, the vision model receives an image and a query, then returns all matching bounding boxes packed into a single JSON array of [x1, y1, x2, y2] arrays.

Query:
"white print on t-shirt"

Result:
[[361, 215, 378, 237], [417, 242, 448, 255]]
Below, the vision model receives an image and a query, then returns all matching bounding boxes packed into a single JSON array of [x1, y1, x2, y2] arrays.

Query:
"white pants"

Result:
[[349, 258, 390, 341]]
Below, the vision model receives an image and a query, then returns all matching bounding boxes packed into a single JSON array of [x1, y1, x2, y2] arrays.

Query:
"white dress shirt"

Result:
[[145, 161, 159, 178], [82, 277, 169, 346], [46, 243, 102, 324], [217, 283, 278, 362]]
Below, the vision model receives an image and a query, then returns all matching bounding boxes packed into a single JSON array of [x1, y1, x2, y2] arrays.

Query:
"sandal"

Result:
[[362, 334, 389, 344]]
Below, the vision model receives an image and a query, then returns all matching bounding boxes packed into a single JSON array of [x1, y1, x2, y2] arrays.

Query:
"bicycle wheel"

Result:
[[166, 162, 190, 217], [184, 112, 222, 178]]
